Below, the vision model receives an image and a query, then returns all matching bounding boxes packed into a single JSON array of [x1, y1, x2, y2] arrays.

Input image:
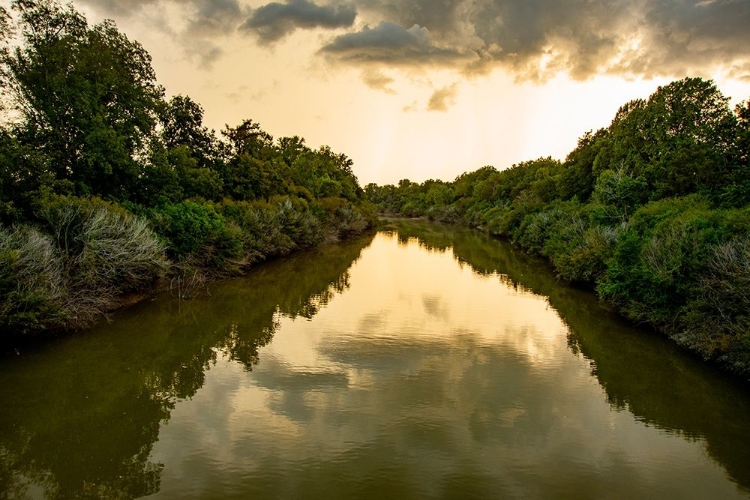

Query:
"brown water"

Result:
[[1, 219, 749, 499]]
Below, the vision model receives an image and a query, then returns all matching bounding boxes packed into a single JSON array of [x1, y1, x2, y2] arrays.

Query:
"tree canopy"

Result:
[[0, 0, 367, 221]]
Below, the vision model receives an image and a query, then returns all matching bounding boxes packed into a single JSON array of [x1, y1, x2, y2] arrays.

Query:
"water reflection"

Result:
[[147, 222, 749, 498], [0, 233, 374, 499], [1, 221, 749, 499], [386, 219, 750, 492]]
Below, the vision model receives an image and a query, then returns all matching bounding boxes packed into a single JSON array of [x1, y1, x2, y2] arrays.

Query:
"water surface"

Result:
[[1, 220, 749, 499]]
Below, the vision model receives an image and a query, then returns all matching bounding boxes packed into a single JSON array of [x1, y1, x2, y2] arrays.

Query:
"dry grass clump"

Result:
[[1, 202, 168, 334]]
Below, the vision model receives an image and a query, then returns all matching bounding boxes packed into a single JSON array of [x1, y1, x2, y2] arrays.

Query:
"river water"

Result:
[[1, 219, 749, 499]]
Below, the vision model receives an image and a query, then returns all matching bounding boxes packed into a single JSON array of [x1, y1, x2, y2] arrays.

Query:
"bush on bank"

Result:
[[1, 197, 169, 333], [0, 193, 374, 336]]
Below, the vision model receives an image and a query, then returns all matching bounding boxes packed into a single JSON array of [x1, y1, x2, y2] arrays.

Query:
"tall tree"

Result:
[[0, 6, 13, 114], [3, 0, 163, 199], [161, 94, 220, 167], [594, 78, 739, 203]]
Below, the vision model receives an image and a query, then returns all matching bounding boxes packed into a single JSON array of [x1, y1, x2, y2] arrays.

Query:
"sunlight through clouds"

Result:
[[45, 0, 750, 184]]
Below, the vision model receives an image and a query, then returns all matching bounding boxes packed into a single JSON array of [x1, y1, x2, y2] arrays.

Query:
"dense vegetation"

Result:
[[367, 78, 750, 377], [0, 0, 374, 337]]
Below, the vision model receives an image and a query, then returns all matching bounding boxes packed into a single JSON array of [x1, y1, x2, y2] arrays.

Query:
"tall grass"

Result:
[[1, 201, 168, 334]]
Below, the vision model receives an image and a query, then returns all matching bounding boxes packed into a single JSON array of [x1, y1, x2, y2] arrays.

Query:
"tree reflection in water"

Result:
[[0, 232, 375, 499], [387, 219, 750, 493]]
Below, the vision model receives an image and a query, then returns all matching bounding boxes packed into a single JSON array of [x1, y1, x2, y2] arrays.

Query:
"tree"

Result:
[[593, 166, 647, 221], [720, 99, 750, 207], [226, 154, 279, 201], [161, 94, 221, 167], [278, 135, 308, 167], [222, 119, 274, 160], [594, 78, 739, 202], [559, 128, 608, 201], [0, 6, 13, 114], [2, 0, 163, 200]]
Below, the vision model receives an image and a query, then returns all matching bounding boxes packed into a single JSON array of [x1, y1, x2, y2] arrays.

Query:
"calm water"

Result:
[[1, 220, 750, 499]]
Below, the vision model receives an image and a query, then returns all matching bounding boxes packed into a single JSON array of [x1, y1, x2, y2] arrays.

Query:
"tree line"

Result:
[[366, 77, 750, 377], [0, 0, 374, 338]]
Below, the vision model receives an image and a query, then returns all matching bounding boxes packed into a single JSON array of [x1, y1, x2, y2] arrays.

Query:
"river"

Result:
[[1, 219, 749, 499]]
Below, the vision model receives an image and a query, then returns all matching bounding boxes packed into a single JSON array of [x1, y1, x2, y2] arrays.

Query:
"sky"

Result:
[[6, 0, 750, 185]]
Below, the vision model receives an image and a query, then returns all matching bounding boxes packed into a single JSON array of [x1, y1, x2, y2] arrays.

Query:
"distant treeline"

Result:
[[0, 1, 374, 337], [366, 77, 750, 377]]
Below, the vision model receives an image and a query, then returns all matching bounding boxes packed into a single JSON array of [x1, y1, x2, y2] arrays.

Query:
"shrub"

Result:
[[426, 205, 461, 224], [46, 203, 168, 291], [680, 237, 750, 373], [1, 196, 169, 334], [313, 197, 370, 240], [219, 199, 296, 259], [515, 209, 557, 254], [0, 225, 66, 334], [547, 225, 619, 283], [598, 199, 742, 329], [39, 197, 169, 327], [150, 200, 243, 270]]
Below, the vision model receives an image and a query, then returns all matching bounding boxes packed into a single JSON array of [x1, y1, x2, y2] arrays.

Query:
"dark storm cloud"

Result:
[[319, 21, 471, 66], [614, 0, 750, 78], [76, 0, 246, 67], [79, 0, 243, 32], [183, 0, 246, 66], [322, 0, 750, 81], [76, 0, 158, 16], [185, 0, 245, 35], [76, 0, 750, 81], [240, 0, 357, 45]]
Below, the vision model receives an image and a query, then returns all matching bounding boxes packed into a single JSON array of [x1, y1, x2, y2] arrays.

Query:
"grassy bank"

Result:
[[0, 195, 373, 338]]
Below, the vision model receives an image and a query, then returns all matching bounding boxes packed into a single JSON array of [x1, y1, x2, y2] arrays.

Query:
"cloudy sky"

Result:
[[15, 0, 750, 184]]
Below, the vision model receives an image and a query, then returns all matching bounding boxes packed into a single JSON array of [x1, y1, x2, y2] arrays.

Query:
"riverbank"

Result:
[[366, 78, 750, 379], [376, 201, 750, 381], [0, 1, 379, 346], [1, 195, 375, 346]]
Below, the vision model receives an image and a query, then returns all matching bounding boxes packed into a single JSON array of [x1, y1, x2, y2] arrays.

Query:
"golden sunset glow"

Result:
[[7, 0, 750, 185]]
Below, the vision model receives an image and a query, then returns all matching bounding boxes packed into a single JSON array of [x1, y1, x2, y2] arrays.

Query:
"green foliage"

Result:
[[0, 0, 373, 338], [161, 94, 220, 166], [37, 196, 168, 289], [365, 76, 750, 376], [592, 167, 648, 221], [559, 129, 608, 201], [4, 0, 163, 200], [225, 154, 281, 201], [0, 224, 66, 333], [0, 127, 68, 221], [597, 200, 750, 369], [149, 201, 242, 267], [593, 78, 740, 204], [313, 197, 372, 239], [169, 146, 224, 201], [218, 197, 323, 261], [138, 138, 184, 204], [681, 237, 750, 373]]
